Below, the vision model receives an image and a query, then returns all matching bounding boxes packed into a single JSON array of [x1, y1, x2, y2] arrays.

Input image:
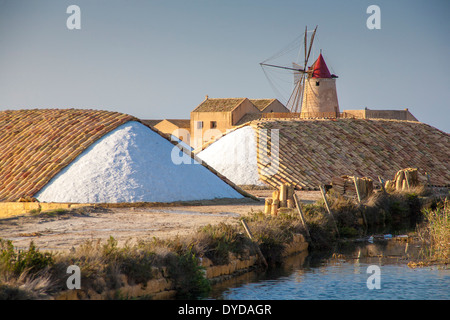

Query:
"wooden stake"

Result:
[[279, 184, 287, 206], [378, 176, 386, 194], [293, 193, 311, 240], [287, 185, 294, 202], [319, 185, 340, 237], [241, 219, 268, 268], [264, 198, 272, 215], [404, 170, 411, 190], [353, 176, 362, 203], [287, 199, 294, 209], [271, 199, 279, 216], [272, 190, 280, 201], [396, 170, 405, 191]]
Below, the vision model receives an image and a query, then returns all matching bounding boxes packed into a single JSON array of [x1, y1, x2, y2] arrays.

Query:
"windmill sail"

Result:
[[287, 64, 305, 113], [293, 62, 303, 85], [260, 26, 318, 113]]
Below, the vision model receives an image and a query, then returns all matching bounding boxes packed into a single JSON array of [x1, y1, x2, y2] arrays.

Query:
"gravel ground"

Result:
[[0, 191, 321, 252]]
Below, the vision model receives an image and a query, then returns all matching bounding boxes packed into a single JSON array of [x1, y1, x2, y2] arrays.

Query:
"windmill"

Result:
[[260, 25, 318, 113]]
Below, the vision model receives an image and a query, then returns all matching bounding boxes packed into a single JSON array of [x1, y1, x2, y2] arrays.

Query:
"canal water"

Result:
[[207, 239, 449, 300]]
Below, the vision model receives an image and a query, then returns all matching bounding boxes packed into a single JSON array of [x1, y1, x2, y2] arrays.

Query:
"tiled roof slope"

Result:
[[192, 98, 246, 112], [140, 119, 162, 127], [163, 119, 191, 128], [249, 99, 276, 111], [0, 109, 135, 201], [251, 119, 450, 189], [233, 113, 264, 126]]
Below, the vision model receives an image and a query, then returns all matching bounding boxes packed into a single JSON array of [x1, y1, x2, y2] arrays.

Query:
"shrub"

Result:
[[416, 200, 449, 263], [0, 239, 54, 277], [243, 211, 306, 264], [165, 249, 210, 299], [192, 222, 252, 265]]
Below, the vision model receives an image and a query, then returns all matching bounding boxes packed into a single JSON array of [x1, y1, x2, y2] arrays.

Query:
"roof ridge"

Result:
[[191, 97, 248, 113]]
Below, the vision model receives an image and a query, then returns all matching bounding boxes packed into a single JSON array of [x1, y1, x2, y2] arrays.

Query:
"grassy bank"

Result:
[[412, 199, 449, 266], [0, 187, 447, 299], [0, 211, 307, 300], [302, 187, 444, 247]]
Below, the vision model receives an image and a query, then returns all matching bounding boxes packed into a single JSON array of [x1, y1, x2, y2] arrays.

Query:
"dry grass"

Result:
[[415, 199, 449, 264], [243, 211, 307, 263]]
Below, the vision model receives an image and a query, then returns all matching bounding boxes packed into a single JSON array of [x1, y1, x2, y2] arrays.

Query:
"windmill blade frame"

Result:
[[260, 25, 319, 113], [286, 72, 306, 113], [290, 25, 317, 113]]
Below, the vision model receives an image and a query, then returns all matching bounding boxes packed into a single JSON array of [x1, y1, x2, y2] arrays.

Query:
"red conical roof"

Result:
[[311, 53, 331, 78]]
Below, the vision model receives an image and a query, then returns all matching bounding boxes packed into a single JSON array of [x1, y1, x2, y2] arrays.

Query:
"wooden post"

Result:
[[319, 185, 340, 237], [378, 176, 386, 194], [272, 190, 280, 202], [293, 193, 311, 240], [264, 198, 272, 215], [241, 219, 268, 268], [353, 176, 362, 203], [279, 184, 287, 207], [287, 199, 294, 209], [287, 185, 294, 202], [396, 170, 405, 191], [271, 199, 279, 216], [404, 170, 411, 190]]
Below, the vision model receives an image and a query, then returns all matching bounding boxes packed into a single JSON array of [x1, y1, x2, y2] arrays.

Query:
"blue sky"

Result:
[[0, 0, 449, 132]]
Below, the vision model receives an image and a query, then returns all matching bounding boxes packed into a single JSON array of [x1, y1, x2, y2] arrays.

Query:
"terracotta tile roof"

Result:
[[192, 98, 247, 113], [197, 118, 449, 190], [0, 109, 258, 202], [233, 113, 264, 126], [249, 99, 276, 111], [252, 119, 450, 189], [163, 119, 191, 128], [141, 119, 162, 127], [0, 109, 136, 201]]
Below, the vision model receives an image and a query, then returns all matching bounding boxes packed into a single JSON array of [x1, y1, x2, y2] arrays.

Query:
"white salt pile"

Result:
[[197, 126, 266, 187], [35, 121, 243, 203]]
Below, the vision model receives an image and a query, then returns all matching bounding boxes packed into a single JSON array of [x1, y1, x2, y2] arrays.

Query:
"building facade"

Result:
[[190, 97, 288, 148]]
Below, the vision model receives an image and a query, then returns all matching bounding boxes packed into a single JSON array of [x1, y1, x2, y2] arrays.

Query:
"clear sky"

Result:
[[0, 0, 449, 132]]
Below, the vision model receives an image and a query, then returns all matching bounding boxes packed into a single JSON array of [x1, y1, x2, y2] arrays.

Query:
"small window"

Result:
[[196, 121, 203, 129], [210, 121, 217, 129], [315, 81, 320, 86]]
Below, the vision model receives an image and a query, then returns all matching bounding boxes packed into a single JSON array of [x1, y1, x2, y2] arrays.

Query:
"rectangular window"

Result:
[[315, 81, 320, 86], [196, 121, 203, 129], [210, 121, 217, 129]]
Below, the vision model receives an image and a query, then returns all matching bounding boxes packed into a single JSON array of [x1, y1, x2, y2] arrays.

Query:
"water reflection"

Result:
[[207, 241, 449, 300]]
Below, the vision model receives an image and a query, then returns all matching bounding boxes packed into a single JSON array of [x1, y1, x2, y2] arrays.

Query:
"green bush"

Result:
[[0, 239, 54, 277], [165, 249, 210, 299]]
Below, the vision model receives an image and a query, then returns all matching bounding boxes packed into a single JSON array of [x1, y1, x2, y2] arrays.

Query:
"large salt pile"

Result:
[[35, 121, 243, 203], [197, 126, 266, 187], [196, 119, 450, 190]]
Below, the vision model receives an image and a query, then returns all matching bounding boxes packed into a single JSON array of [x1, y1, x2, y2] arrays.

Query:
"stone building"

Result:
[[190, 96, 288, 148], [153, 119, 191, 142], [343, 108, 418, 121]]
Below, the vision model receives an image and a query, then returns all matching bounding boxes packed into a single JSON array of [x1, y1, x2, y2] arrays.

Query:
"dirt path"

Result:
[[0, 191, 320, 252]]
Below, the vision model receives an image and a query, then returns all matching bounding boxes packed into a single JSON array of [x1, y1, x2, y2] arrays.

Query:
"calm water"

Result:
[[207, 241, 450, 300]]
